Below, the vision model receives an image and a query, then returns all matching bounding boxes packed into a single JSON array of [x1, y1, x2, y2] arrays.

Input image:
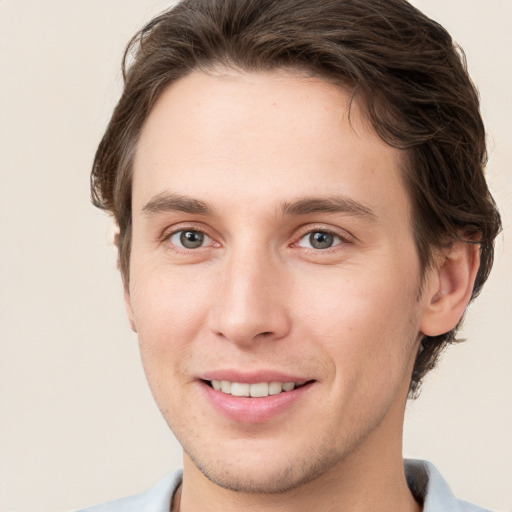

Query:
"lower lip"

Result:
[[200, 381, 313, 423]]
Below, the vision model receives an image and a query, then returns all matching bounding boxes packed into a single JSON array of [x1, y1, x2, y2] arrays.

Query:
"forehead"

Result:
[[132, 69, 409, 224]]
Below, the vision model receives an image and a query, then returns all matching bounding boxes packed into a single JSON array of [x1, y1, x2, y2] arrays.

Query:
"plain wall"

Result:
[[0, 1, 510, 511]]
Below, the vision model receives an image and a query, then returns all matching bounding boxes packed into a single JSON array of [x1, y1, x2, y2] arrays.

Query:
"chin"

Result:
[[183, 436, 344, 495]]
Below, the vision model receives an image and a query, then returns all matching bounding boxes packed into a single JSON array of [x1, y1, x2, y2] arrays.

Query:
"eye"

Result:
[[297, 230, 343, 250], [169, 229, 211, 249]]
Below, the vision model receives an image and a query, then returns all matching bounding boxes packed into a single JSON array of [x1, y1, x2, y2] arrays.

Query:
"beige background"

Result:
[[0, 1, 510, 511]]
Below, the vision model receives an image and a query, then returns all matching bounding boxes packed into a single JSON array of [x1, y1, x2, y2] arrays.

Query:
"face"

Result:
[[127, 70, 433, 493]]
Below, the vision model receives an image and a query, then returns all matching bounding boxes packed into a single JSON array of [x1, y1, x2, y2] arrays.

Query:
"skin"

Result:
[[126, 69, 478, 512]]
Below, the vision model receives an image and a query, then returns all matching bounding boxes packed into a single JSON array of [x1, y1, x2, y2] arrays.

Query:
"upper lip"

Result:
[[199, 370, 311, 384]]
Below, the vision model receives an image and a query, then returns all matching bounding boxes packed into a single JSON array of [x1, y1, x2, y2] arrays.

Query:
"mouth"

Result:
[[199, 376, 315, 423], [204, 379, 310, 398]]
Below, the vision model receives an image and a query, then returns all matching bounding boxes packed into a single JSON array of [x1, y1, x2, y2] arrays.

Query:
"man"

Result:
[[79, 0, 501, 510]]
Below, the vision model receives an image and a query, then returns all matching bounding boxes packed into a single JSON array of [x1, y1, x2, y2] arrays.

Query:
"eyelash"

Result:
[[292, 225, 353, 253], [162, 226, 217, 251], [295, 229, 345, 250], [162, 225, 352, 253]]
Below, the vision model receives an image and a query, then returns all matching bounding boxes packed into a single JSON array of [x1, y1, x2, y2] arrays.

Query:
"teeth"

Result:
[[268, 382, 283, 395], [210, 380, 299, 397], [231, 382, 250, 397], [282, 382, 295, 391], [250, 382, 268, 397]]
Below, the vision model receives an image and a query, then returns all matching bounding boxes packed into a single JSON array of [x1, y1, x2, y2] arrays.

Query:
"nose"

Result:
[[207, 246, 292, 346]]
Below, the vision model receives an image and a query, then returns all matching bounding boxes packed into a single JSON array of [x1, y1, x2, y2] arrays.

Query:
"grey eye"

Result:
[[170, 230, 209, 249], [298, 231, 341, 250]]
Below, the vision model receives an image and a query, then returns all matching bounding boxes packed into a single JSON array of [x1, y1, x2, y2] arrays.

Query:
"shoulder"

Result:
[[75, 470, 182, 512], [404, 459, 494, 512]]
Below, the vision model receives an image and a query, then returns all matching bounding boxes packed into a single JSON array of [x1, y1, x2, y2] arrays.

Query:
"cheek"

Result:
[[131, 259, 210, 329], [129, 267, 212, 375], [300, 264, 418, 330], [299, 267, 421, 375]]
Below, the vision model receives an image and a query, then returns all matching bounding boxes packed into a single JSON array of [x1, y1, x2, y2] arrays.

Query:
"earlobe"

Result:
[[420, 242, 480, 337], [124, 287, 138, 333]]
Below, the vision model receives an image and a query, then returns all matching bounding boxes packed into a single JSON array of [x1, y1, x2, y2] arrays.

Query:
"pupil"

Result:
[[310, 231, 333, 249], [180, 230, 204, 248]]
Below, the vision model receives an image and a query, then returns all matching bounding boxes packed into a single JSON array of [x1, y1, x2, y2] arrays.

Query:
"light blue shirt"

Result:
[[76, 459, 494, 511]]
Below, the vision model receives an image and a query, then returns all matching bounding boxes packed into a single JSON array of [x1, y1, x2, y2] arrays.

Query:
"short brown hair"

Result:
[[91, 0, 501, 396]]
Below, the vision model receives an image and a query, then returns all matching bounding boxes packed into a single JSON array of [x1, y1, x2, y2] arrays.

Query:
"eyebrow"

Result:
[[281, 196, 376, 219], [142, 192, 213, 216], [142, 192, 375, 220]]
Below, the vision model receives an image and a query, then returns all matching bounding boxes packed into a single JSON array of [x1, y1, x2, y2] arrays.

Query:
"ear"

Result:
[[124, 285, 138, 333], [420, 241, 480, 337]]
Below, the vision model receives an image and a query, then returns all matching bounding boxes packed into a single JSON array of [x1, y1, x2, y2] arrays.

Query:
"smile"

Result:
[[209, 380, 305, 397], [201, 378, 314, 422]]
